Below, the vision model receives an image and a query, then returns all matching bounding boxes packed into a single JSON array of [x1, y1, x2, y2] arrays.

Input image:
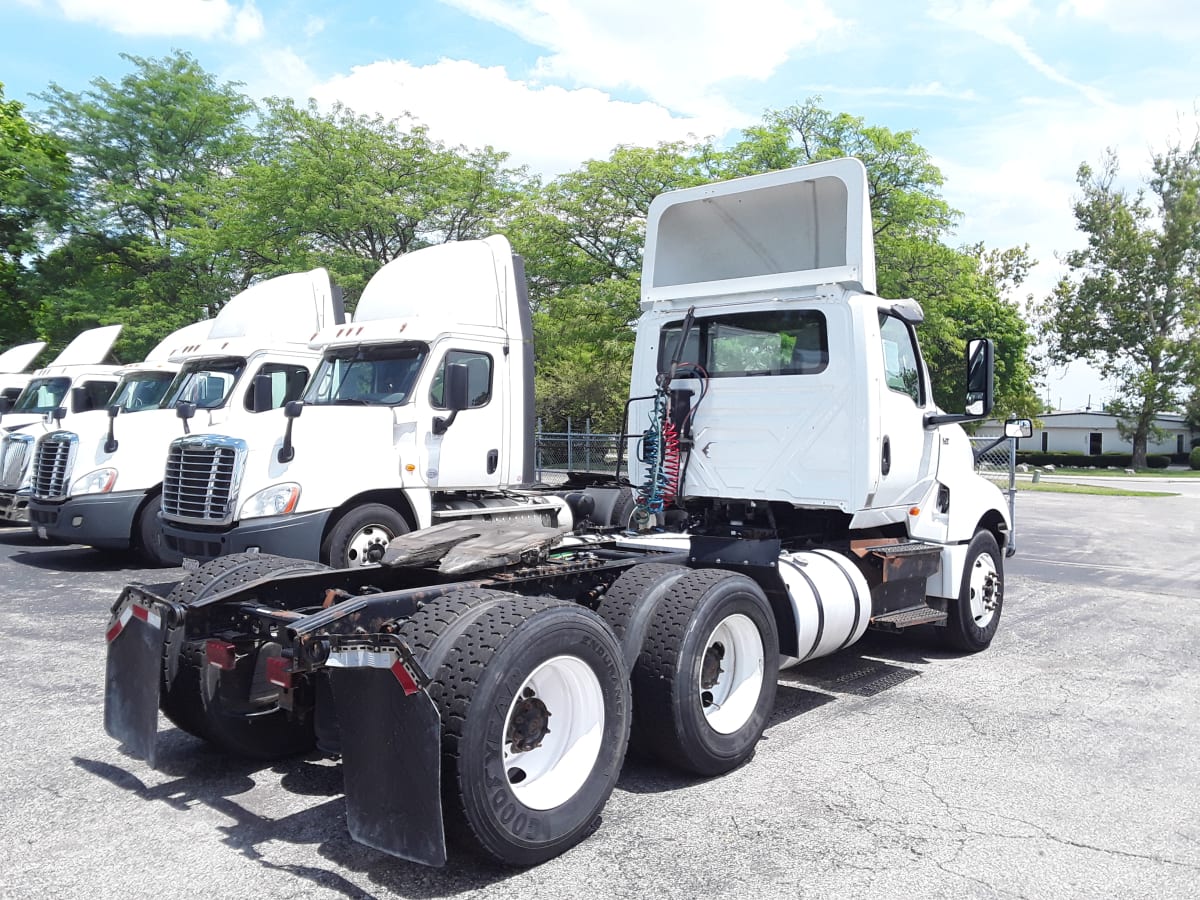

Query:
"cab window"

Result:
[[879, 313, 924, 405], [430, 350, 493, 409], [658, 310, 828, 376], [243, 363, 311, 411]]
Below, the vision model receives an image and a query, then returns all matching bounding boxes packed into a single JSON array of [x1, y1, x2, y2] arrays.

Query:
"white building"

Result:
[[979, 411, 1196, 457]]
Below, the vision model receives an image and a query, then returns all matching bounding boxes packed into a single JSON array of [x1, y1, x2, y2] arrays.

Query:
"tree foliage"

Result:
[[33, 51, 255, 359], [1037, 143, 1200, 467], [0, 82, 69, 346]]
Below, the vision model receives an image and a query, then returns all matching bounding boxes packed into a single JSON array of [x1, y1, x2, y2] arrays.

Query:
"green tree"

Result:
[[0, 82, 69, 346], [202, 99, 532, 304], [33, 51, 255, 359], [1037, 144, 1200, 468]]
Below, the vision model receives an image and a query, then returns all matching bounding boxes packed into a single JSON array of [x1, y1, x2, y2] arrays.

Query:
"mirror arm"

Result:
[[103, 405, 119, 453], [278, 418, 297, 463], [432, 410, 458, 436]]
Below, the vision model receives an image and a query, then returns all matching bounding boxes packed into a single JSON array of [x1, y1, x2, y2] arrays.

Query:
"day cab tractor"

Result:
[[104, 158, 1015, 868]]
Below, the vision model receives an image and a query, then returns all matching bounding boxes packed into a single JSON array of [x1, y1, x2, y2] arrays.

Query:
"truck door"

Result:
[[871, 312, 937, 510], [425, 347, 504, 489]]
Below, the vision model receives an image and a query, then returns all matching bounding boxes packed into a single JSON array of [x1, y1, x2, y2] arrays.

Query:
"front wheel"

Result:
[[134, 494, 179, 567], [321, 503, 409, 568], [941, 529, 1004, 652]]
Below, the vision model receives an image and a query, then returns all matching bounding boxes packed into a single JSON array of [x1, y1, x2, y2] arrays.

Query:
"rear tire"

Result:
[[160, 553, 330, 758], [397, 590, 630, 865], [634, 569, 779, 776], [941, 529, 1003, 653], [321, 503, 409, 568]]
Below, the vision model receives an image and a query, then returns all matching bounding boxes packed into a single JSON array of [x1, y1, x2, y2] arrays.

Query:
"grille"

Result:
[[0, 434, 35, 489], [31, 433, 77, 499], [161, 436, 247, 524]]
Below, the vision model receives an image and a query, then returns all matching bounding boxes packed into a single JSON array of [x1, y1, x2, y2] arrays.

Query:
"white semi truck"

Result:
[[0, 340, 48, 402], [156, 236, 565, 568], [0, 325, 125, 523], [104, 158, 1017, 869], [27, 270, 343, 564]]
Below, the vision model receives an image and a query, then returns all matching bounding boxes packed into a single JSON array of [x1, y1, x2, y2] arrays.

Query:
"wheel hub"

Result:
[[701, 641, 725, 696], [506, 688, 552, 753]]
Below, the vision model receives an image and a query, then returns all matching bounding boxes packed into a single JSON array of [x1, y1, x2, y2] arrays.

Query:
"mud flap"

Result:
[[327, 640, 446, 866], [103, 590, 166, 768]]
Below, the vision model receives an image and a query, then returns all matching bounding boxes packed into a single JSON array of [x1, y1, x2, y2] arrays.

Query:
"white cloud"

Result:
[[310, 58, 731, 175], [929, 0, 1111, 107], [304, 16, 326, 38], [1055, 0, 1200, 40], [438, 0, 845, 117], [232, 2, 264, 43], [48, 0, 262, 39]]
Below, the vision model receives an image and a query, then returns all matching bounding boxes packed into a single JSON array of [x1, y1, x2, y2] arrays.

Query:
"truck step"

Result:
[[862, 540, 943, 558], [870, 605, 947, 630]]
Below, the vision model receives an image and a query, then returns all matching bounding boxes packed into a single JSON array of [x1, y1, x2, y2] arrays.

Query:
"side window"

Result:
[[430, 350, 492, 409], [243, 363, 311, 411], [81, 380, 117, 410], [878, 313, 923, 405]]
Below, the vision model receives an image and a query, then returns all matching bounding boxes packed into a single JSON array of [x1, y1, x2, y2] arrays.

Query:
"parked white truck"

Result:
[[0, 325, 125, 523], [0, 341, 47, 402], [157, 236, 562, 568], [104, 158, 1017, 869], [27, 269, 343, 563]]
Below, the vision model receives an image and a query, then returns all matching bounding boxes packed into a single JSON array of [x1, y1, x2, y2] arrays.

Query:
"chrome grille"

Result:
[[0, 434, 35, 489], [161, 436, 246, 524], [31, 432, 78, 499]]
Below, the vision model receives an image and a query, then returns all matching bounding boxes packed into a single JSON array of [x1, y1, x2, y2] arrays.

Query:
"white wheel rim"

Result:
[[503, 654, 605, 811], [345, 523, 395, 566], [968, 552, 1000, 629], [698, 613, 765, 735]]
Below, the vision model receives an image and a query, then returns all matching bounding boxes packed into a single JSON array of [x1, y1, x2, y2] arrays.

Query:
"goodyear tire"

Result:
[[161, 553, 329, 758], [321, 503, 409, 568], [396, 589, 630, 865], [634, 569, 779, 776], [941, 529, 1004, 653]]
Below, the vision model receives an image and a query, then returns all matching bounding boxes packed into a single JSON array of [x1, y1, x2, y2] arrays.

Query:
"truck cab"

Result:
[[158, 235, 561, 568], [26, 270, 341, 563], [0, 326, 125, 524]]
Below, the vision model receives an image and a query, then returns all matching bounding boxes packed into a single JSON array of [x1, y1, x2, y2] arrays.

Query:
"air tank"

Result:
[[777, 548, 870, 668]]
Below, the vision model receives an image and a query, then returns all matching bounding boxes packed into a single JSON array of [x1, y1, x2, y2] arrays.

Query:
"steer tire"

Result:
[[941, 529, 1004, 653], [160, 553, 330, 758], [634, 569, 779, 777], [321, 503, 409, 568], [133, 494, 179, 568], [396, 589, 630, 866]]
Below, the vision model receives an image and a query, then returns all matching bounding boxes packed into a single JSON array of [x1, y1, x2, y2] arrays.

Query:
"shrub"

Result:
[[1191, 447, 1200, 470], [1146, 455, 1170, 469]]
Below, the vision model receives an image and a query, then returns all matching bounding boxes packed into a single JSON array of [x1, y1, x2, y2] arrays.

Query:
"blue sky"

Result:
[[4, 0, 1199, 410]]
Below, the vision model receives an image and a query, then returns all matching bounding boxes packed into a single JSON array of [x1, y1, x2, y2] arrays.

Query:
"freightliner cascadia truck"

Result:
[[104, 158, 1016, 869], [0, 325, 125, 523], [28, 270, 342, 564]]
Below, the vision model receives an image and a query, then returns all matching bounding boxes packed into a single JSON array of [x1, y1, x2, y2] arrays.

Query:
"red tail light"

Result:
[[265, 655, 292, 690], [205, 640, 237, 671]]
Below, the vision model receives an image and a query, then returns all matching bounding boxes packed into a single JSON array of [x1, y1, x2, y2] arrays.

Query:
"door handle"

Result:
[[487, 449, 498, 474], [881, 435, 891, 476]]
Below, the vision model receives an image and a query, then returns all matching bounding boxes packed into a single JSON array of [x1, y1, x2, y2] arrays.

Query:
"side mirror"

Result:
[[104, 404, 120, 453], [0, 396, 12, 415], [70, 386, 91, 414], [965, 339, 995, 418], [251, 372, 273, 413], [1004, 418, 1033, 439], [278, 400, 303, 463], [432, 363, 470, 436], [176, 401, 196, 434], [52, 406, 67, 423]]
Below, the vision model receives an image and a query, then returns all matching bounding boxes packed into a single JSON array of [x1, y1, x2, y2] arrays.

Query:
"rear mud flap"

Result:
[[327, 647, 446, 866], [103, 591, 166, 768]]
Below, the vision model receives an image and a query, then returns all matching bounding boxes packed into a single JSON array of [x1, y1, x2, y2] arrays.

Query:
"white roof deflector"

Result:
[[142, 320, 216, 362], [0, 341, 46, 373], [207, 269, 335, 342], [49, 324, 123, 367], [641, 157, 876, 307]]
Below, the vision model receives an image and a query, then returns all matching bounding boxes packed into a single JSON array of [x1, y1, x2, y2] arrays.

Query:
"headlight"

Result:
[[239, 483, 301, 518], [71, 468, 117, 495]]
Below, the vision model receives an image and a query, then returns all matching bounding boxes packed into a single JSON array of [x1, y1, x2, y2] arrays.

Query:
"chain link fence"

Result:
[[534, 424, 622, 483], [969, 435, 1019, 552]]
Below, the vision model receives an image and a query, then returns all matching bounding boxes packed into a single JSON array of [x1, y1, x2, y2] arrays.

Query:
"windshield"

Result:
[[305, 343, 428, 406], [161, 358, 247, 409], [13, 377, 70, 414], [110, 372, 176, 412]]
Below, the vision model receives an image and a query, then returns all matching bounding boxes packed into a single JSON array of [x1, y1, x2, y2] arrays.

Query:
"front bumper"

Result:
[[29, 490, 145, 549], [0, 489, 31, 524], [161, 508, 333, 563]]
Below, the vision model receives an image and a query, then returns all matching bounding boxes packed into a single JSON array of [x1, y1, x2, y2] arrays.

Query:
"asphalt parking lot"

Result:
[[0, 489, 1197, 900]]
